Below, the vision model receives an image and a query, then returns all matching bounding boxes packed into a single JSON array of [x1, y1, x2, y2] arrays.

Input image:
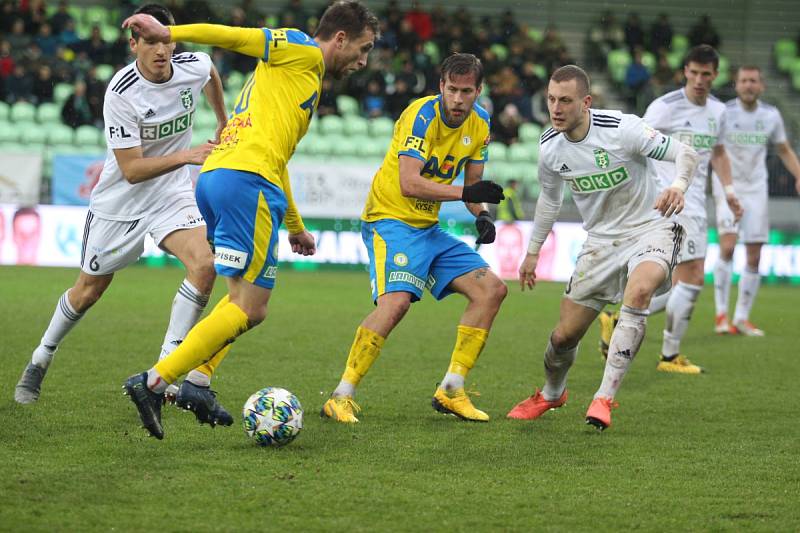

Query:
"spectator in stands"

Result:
[[624, 47, 651, 113], [404, 0, 433, 41], [498, 9, 519, 45], [280, 0, 309, 32], [57, 18, 79, 48], [7, 19, 31, 60], [497, 179, 525, 222], [491, 102, 522, 145], [61, 79, 93, 128], [5, 64, 32, 104], [624, 13, 645, 53], [586, 10, 624, 68], [21, 0, 48, 36], [35, 23, 58, 57], [362, 78, 386, 118], [688, 14, 720, 49], [0, 1, 16, 34], [49, 46, 74, 83], [651, 53, 674, 96], [83, 66, 105, 122], [0, 40, 14, 78], [108, 31, 132, 67], [649, 13, 673, 54], [540, 25, 568, 71], [49, 0, 74, 35], [76, 25, 109, 65], [32, 64, 54, 104], [316, 77, 338, 117]]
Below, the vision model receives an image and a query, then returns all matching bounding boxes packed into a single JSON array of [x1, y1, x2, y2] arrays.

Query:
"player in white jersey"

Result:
[[712, 65, 800, 336], [506, 66, 698, 430], [14, 5, 230, 422], [604, 45, 743, 374]]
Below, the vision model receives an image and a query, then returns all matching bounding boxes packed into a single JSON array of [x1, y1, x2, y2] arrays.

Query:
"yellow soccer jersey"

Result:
[[362, 94, 490, 228], [202, 28, 323, 191]]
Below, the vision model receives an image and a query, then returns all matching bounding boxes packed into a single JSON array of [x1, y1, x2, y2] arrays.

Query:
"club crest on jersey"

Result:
[[180, 88, 193, 110], [593, 148, 610, 169], [462, 135, 471, 146], [755, 120, 764, 131], [393, 253, 408, 267], [707, 117, 717, 133]]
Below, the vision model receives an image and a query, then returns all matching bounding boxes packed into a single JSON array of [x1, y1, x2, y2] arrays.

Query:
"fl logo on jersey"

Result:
[[594, 148, 610, 169], [180, 88, 193, 110]]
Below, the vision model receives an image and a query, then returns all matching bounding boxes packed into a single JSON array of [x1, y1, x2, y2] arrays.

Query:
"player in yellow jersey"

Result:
[[120, 1, 379, 439], [322, 54, 508, 424]]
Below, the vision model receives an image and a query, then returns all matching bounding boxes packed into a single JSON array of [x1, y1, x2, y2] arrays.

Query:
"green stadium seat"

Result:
[[0, 101, 9, 120], [49, 143, 85, 156], [337, 95, 360, 116], [303, 134, 334, 156], [343, 115, 368, 135], [83, 6, 108, 27], [36, 102, 61, 124], [100, 24, 120, 43], [524, 180, 540, 199], [47, 124, 75, 145], [792, 72, 800, 91], [10, 102, 36, 122], [369, 116, 394, 137], [533, 64, 547, 79], [774, 39, 797, 72], [667, 51, 683, 69], [195, 108, 219, 129], [192, 128, 217, 146], [671, 35, 689, 55], [487, 142, 508, 162], [20, 125, 48, 144], [0, 142, 31, 153], [508, 142, 538, 163], [320, 115, 344, 135], [95, 64, 115, 82], [607, 49, 631, 84], [486, 161, 515, 183], [226, 71, 246, 92], [490, 43, 508, 61], [0, 122, 20, 143], [336, 136, 361, 157], [512, 161, 536, 182], [788, 57, 800, 77], [713, 56, 730, 88], [54, 83, 73, 104], [306, 115, 319, 134], [642, 51, 656, 73], [518, 123, 543, 143], [356, 136, 388, 158], [527, 28, 543, 43], [75, 125, 102, 147], [423, 41, 440, 64]]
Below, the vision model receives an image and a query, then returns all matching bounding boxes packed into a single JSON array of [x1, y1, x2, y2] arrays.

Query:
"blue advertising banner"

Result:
[[51, 154, 104, 206]]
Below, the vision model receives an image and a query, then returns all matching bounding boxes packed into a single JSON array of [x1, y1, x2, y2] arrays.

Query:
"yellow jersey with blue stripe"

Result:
[[202, 28, 323, 192], [362, 95, 490, 228]]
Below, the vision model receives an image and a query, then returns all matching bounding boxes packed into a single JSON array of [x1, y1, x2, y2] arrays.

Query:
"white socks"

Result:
[[734, 268, 761, 323], [714, 258, 733, 316], [186, 369, 211, 387], [595, 305, 648, 400], [333, 380, 356, 398], [32, 290, 85, 369], [648, 291, 670, 314], [542, 339, 577, 401], [440, 372, 465, 392], [160, 279, 209, 359], [662, 282, 702, 358]]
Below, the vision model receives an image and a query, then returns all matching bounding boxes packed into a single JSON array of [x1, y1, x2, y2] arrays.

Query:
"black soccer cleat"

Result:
[[123, 372, 164, 439], [175, 380, 233, 427]]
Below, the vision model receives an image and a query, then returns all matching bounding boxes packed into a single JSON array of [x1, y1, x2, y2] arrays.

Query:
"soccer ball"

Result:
[[242, 387, 304, 447]]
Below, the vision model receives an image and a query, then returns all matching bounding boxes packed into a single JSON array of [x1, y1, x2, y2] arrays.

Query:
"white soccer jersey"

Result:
[[90, 52, 212, 221], [715, 98, 786, 194], [538, 109, 673, 239], [643, 88, 727, 216]]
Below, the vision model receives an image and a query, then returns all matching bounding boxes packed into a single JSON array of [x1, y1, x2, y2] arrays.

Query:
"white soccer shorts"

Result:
[[714, 188, 769, 244], [564, 221, 684, 311], [80, 202, 205, 275], [674, 212, 707, 263]]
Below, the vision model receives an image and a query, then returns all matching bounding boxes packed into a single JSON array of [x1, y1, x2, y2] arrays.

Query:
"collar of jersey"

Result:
[[563, 110, 592, 144], [133, 58, 175, 87]]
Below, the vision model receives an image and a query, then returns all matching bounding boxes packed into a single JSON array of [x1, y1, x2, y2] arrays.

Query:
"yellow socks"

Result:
[[189, 295, 233, 381], [153, 300, 249, 384], [334, 326, 385, 396], [441, 325, 488, 392]]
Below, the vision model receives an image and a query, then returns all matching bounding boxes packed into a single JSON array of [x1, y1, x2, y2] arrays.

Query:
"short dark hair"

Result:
[[550, 65, 591, 96], [684, 44, 719, 70], [315, 0, 379, 41], [131, 4, 175, 41], [737, 64, 762, 79], [440, 53, 484, 87]]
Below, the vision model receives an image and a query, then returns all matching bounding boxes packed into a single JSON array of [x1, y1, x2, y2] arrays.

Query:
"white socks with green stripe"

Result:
[[32, 290, 85, 369], [595, 305, 648, 399]]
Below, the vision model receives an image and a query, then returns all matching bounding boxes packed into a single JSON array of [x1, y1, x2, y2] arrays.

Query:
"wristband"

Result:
[[724, 184, 736, 196], [527, 240, 542, 255], [669, 177, 689, 193]]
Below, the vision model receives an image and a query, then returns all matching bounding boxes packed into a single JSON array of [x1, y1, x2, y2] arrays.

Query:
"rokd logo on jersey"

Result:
[[568, 166, 631, 194], [141, 110, 195, 141]]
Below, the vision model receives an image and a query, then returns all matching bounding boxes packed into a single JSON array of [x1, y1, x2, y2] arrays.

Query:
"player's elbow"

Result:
[[398, 175, 417, 197], [122, 170, 143, 184]]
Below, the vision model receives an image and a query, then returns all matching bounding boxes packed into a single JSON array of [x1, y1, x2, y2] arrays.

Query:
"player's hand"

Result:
[[475, 211, 496, 244], [289, 230, 316, 256], [653, 187, 684, 217], [519, 253, 539, 291], [184, 143, 214, 165], [462, 180, 505, 204], [726, 193, 744, 222], [121, 14, 171, 43], [210, 122, 226, 144]]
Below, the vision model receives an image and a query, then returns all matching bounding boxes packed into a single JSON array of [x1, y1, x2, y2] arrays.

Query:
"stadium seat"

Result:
[[532, 64, 547, 79], [792, 72, 800, 92], [488, 142, 508, 162], [713, 56, 730, 88], [195, 108, 219, 129], [355, 136, 387, 158], [100, 24, 120, 43], [46, 124, 75, 145], [20, 125, 48, 145], [343, 115, 369, 135], [527, 28, 543, 42], [337, 95, 360, 116], [642, 51, 656, 73], [607, 49, 631, 84], [490, 44, 509, 61], [95, 64, 115, 82], [369, 116, 394, 137], [487, 161, 515, 183], [0, 121, 20, 142], [518, 123, 543, 143], [192, 128, 217, 146], [10, 102, 36, 122], [0, 142, 31, 153], [667, 51, 683, 69], [508, 142, 537, 163], [83, 5, 107, 26], [54, 83, 73, 104], [671, 35, 689, 56], [512, 161, 536, 182], [336, 136, 361, 157], [303, 134, 334, 156], [226, 71, 246, 93], [320, 115, 344, 136], [775, 39, 798, 72], [49, 143, 85, 155], [423, 41, 440, 64], [36, 103, 61, 124], [75, 125, 102, 147], [0, 101, 9, 120]]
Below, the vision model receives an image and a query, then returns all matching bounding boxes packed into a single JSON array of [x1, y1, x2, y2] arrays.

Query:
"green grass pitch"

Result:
[[1, 265, 798, 531]]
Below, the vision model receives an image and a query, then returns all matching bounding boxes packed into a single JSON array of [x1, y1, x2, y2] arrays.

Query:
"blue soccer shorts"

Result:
[[195, 168, 287, 289], [361, 219, 488, 302]]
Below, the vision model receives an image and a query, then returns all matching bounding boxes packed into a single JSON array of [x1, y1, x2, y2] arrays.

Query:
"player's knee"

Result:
[[377, 293, 411, 325], [191, 262, 216, 293], [243, 305, 268, 326], [550, 329, 580, 351], [626, 283, 653, 309]]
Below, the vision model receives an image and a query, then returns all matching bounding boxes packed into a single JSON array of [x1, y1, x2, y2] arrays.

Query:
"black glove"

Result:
[[475, 210, 496, 244], [462, 180, 505, 204]]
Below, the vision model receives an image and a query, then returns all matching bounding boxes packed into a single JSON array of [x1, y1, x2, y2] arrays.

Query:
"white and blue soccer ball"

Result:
[[242, 387, 304, 447]]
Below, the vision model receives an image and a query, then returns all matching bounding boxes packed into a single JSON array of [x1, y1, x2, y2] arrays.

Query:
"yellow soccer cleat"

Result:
[[656, 354, 705, 375], [598, 310, 618, 360], [320, 396, 361, 423], [431, 387, 489, 422]]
